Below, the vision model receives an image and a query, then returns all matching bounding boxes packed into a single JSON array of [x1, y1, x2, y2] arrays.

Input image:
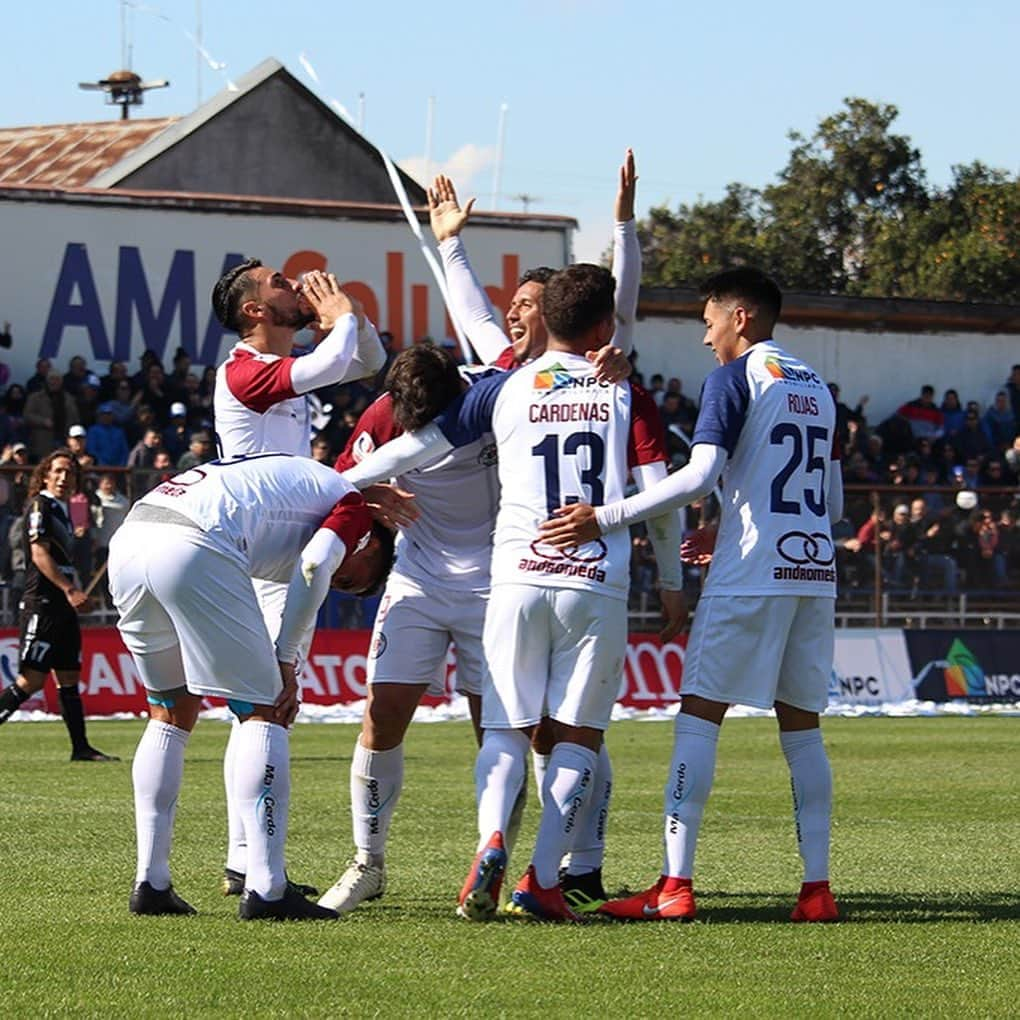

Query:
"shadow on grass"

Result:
[[686, 889, 1020, 924]]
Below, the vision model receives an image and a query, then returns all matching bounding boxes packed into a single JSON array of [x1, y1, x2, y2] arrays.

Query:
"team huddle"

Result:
[[107, 152, 842, 924]]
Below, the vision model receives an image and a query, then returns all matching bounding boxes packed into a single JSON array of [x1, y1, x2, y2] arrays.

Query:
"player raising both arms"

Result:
[[343, 264, 687, 922], [538, 267, 843, 922], [428, 151, 642, 910]]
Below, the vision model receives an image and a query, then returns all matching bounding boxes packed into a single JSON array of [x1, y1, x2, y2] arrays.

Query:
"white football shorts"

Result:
[[109, 521, 282, 706], [481, 583, 626, 731], [367, 574, 487, 697], [682, 594, 834, 713]]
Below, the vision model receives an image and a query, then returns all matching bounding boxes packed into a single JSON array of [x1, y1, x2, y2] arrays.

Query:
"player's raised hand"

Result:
[[537, 502, 601, 549], [658, 587, 688, 642], [587, 344, 632, 384], [274, 661, 301, 727], [361, 483, 420, 529], [614, 148, 638, 223], [428, 174, 475, 243], [302, 271, 364, 331]]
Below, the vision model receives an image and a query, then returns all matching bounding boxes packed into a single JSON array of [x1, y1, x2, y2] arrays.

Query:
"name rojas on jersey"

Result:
[[437, 351, 666, 600], [695, 341, 838, 598]]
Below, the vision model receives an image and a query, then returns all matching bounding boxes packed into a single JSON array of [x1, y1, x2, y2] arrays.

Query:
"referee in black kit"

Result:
[[0, 449, 117, 761]]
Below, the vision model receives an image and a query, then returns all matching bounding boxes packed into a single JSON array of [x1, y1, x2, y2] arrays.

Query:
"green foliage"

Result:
[[640, 98, 1019, 302], [1, 716, 1019, 1017]]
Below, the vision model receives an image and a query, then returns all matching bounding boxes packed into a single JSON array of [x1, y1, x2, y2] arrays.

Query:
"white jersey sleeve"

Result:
[[438, 236, 513, 365], [611, 219, 640, 355]]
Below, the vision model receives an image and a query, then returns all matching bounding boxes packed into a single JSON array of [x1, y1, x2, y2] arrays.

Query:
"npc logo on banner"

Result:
[[910, 633, 1020, 701], [0, 636, 20, 686]]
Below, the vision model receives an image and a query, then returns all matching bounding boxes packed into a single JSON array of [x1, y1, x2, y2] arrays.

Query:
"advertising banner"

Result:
[[829, 629, 914, 705], [0, 196, 568, 384], [905, 630, 1020, 702], [0, 628, 689, 716]]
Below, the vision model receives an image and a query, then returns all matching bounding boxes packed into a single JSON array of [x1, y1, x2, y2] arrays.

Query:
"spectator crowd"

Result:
[[0, 337, 1017, 617]]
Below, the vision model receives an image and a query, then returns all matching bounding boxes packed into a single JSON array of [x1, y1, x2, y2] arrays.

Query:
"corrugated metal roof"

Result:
[[0, 118, 178, 188]]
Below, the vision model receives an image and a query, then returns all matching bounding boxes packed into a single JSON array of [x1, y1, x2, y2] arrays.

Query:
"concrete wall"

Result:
[[630, 316, 1018, 423]]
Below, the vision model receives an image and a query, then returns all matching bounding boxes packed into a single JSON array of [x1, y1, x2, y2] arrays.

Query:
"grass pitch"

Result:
[[1, 715, 1018, 1018]]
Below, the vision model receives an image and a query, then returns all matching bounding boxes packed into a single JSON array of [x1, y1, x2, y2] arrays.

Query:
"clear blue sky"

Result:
[[3, 0, 1017, 261]]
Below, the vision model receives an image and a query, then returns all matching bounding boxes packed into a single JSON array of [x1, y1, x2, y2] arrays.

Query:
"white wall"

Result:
[[630, 317, 1018, 423], [0, 198, 568, 381]]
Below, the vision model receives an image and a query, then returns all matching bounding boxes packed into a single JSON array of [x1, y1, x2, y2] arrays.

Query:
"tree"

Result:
[[868, 162, 1020, 302], [636, 98, 1018, 302], [637, 183, 762, 287]]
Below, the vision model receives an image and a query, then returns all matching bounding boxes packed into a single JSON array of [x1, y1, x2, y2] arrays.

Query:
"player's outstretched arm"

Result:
[[611, 149, 640, 355], [431, 177, 513, 365], [538, 444, 728, 548], [341, 424, 454, 489]]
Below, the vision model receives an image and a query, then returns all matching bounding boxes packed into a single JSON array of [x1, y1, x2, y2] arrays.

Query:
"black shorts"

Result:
[[18, 605, 81, 674]]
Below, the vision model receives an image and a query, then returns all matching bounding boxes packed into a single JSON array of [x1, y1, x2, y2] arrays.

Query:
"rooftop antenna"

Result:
[[423, 95, 435, 185], [513, 193, 540, 214], [357, 92, 365, 131], [79, 70, 170, 119]]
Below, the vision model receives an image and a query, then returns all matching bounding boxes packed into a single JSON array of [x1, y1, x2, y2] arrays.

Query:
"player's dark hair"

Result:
[[364, 521, 397, 596], [541, 263, 615, 342], [28, 447, 81, 500], [385, 344, 462, 431], [699, 267, 783, 330], [519, 266, 556, 287], [211, 257, 262, 334]]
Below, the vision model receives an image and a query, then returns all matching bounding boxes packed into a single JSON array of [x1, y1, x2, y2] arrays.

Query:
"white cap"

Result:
[[68, 424, 87, 438], [956, 490, 978, 511], [170, 402, 187, 417]]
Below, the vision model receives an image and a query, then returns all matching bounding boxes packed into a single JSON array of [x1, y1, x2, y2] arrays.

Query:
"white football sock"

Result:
[[532, 742, 598, 889], [133, 719, 189, 889], [565, 742, 613, 875], [233, 720, 290, 900], [662, 714, 720, 879], [223, 716, 247, 874], [780, 728, 832, 883], [505, 770, 528, 865], [531, 749, 549, 805], [474, 729, 529, 852], [350, 738, 404, 865]]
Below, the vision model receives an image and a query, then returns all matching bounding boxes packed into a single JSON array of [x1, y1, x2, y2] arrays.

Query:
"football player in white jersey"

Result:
[[209, 259, 388, 897], [317, 155, 641, 916], [425, 153, 641, 910], [108, 453, 394, 920], [538, 267, 844, 923], [343, 264, 687, 922]]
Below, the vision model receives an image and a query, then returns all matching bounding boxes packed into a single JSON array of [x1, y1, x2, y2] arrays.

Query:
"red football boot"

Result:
[[791, 880, 839, 922], [457, 831, 507, 921], [509, 866, 583, 923], [598, 875, 696, 921]]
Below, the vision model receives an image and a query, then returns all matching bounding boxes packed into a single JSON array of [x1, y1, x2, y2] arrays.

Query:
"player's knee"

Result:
[[147, 687, 201, 731], [362, 684, 424, 748]]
